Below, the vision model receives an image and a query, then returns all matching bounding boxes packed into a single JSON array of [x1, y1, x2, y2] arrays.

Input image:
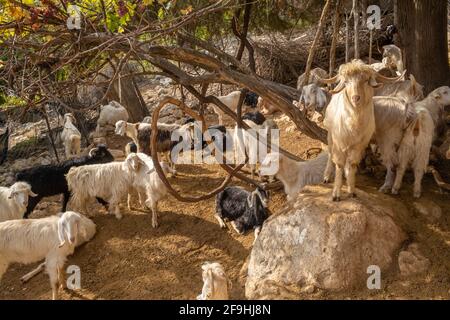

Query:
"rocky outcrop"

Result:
[[245, 185, 407, 299]]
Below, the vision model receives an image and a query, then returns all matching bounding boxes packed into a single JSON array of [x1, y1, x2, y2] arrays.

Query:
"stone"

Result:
[[245, 185, 406, 299], [398, 243, 430, 277], [413, 199, 442, 223]]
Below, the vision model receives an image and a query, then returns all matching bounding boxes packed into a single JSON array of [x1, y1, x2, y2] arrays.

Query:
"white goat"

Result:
[[374, 74, 424, 102], [197, 262, 231, 300], [60, 113, 81, 159], [260, 152, 332, 202], [210, 91, 242, 125], [67, 153, 145, 220], [299, 83, 330, 114], [371, 44, 404, 76], [296, 67, 328, 90], [127, 152, 175, 228], [391, 104, 434, 198], [20, 212, 96, 284], [416, 86, 450, 141], [234, 119, 278, 179], [371, 96, 417, 194], [0, 182, 37, 222], [96, 100, 129, 133], [0, 211, 89, 300], [321, 60, 403, 201]]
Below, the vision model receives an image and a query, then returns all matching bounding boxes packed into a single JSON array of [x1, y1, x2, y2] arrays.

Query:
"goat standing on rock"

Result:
[[321, 59, 404, 201]]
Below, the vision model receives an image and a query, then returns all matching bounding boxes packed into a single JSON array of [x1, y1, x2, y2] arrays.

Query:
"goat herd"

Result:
[[0, 44, 449, 300]]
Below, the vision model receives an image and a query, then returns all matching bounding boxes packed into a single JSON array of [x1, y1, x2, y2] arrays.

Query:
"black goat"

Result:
[[0, 126, 9, 165], [15, 145, 114, 218], [241, 90, 259, 108], [215, 186, 269, 243], [242, 111, 266, 126]]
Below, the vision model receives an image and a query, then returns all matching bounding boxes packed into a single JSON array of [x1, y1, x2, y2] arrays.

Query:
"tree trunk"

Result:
[[353, 0, 360, 59], [107, 64, 149, 122], [395, 0, 449, 94], [302, 0, 333, 87]]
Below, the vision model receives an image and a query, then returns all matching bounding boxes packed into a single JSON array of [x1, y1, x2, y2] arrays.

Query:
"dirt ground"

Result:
[[0, 107, 449, 300]]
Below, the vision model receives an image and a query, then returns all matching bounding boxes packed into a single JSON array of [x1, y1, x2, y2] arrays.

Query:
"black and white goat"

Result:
[[215, 186, 269, 243], [15, 145, 114, 218]]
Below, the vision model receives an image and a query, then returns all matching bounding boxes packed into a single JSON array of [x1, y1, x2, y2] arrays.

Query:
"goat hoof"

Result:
[[332, 196, 341, 202], [323, 178, 329, 184], [152, 222, 159, 228], [115, 213, 123, 220], [413, 192, 421, 198], [391, 189, 399, 195], [378, 186, 390, 193]]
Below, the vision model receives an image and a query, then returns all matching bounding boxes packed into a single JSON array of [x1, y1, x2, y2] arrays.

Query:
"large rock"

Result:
[[398, 243, 430, 277], [245, 185, 407, 299]]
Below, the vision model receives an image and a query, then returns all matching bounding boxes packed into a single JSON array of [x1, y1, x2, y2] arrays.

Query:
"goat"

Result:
[[210, 90, 257, 125], [242, 111, 266, 125], [260, 152, 333, 202], [371, 44, 404, 76], [374, 74, 424, 102], [320, 59, 404, 201], [60, 113, 81, 159], [296, 67, 328, 90], [0, 182, 37, 222], [415, 86, 450, 141], [391, 104, 434, 197], [215, 186, 269, 243], [67, 153, 145, 220], [233, 119, 278, 179], [0, 211, 90, 300], [197, 262, 231, 300], [299, 83, 331, 114], [96, 100, 129, 133], [16, 145, 114, 218], [368, 96, 418, 193], [20, 211, 96, 284], [127, 153, 175, 228]]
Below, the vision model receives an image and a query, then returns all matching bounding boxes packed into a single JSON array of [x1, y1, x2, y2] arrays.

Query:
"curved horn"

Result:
[[318, 74, 339, 85], [329, 81, 345, 94], [375, 69, 406, 84], [88, 147, 98, 157]]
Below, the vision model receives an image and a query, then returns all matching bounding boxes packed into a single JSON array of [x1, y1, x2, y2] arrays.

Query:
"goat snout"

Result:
[[351, 95, 361, 103]]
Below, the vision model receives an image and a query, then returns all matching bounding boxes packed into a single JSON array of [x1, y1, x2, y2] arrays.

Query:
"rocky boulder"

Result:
[[245, 185, 407, 299]]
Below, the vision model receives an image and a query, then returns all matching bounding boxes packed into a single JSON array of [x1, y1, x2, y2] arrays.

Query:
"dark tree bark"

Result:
[[395, 0, 449, 94]]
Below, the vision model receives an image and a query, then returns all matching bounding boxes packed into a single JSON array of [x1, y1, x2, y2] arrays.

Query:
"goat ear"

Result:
[[432, 92, 442, 100], [57, 217, 67, 247]]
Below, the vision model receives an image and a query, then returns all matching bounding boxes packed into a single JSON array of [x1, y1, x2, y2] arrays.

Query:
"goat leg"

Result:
[[21, 262, 46, 283]]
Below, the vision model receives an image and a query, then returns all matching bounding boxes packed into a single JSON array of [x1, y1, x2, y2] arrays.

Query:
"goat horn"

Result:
[[318, 74, 339, 85], [375, 69, 406, 84], [329, 81, 346, 94]]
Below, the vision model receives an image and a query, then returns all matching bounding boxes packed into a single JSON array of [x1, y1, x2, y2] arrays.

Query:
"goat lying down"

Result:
[[197, 262, 231, 300], [215, 186, 269, 243], [0, 211, 94, 300], [0, 182, 37, 222]]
